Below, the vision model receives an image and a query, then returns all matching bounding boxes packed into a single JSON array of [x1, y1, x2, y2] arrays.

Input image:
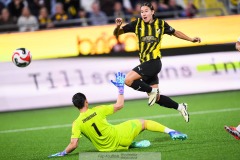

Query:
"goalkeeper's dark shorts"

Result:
[[132, 58, 162, 85]]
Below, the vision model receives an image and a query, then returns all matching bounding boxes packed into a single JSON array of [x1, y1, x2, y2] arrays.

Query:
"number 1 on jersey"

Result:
[[91, 123, 102, 136]]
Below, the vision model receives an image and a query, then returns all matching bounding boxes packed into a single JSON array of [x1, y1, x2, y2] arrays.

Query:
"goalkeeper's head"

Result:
[[72, 92, 87, 109]]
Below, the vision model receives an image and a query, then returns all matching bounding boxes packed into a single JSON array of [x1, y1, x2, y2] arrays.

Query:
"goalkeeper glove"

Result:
[[48, 150, 67, 158], [111, 72, 125, 95]]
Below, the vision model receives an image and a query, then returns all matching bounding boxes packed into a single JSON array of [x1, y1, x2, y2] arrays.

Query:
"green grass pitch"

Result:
[[0, 90, 240, 160]]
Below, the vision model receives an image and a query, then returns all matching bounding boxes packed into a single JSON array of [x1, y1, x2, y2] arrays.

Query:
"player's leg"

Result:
[[155, 90, 189, 122], [125, 71, 159, 107], [125, 70, 152, 93], [125, 59, 161, 106], [143, 119, 187, 140], [224, 124, 240, 140], [148, 82, 189, 122], [115, 120, 144, 149], [129, 119, 151, 148]]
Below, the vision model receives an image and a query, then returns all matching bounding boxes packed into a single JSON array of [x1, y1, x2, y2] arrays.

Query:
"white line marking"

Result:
[[0, 108, 240, 134]]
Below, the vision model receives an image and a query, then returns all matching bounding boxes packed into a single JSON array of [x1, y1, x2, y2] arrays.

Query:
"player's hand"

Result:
[[191, 37, 201, 43], [115, 18, 123, 27], [111, 72, 125, 94], [48, 150, 67, 158]]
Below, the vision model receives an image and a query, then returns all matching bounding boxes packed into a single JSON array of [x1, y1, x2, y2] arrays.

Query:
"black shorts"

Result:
[[132, 59, 162, 85]]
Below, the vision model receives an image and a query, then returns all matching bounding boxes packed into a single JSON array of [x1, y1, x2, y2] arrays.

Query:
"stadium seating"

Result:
[[183, 0, 228, 16]]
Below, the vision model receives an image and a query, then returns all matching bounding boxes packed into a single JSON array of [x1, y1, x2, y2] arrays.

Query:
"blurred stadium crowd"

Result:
[[0, 0, 239, 33]]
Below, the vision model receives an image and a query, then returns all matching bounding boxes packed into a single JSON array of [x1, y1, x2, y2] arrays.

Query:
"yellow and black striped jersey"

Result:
[[122, 18, 175, 63]]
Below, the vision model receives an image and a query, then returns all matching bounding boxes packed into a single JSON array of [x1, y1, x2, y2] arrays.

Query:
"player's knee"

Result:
[[139, 119, 145, 130], [125, 77, 133, 86]]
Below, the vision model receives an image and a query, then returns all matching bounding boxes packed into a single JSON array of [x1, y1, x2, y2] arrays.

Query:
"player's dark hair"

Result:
[[72, 93, 86, 109], [140, 1, 155, 19]]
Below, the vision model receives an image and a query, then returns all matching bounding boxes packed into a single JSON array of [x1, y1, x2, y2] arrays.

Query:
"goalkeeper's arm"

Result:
[[64, 138, 79, 154], [113, 93, 124, 113], [48, 138, 78, 157], [111, 72, 125, 113]]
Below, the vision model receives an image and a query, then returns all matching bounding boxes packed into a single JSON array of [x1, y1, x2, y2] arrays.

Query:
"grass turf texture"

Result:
[[0, 90, 240, 160]]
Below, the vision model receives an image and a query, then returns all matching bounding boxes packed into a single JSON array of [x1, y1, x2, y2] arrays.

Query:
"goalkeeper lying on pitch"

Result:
[[49, 72, 187, 157]]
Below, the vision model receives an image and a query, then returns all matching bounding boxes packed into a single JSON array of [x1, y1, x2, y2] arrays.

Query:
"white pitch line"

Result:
[[0, 108, 240, 134]]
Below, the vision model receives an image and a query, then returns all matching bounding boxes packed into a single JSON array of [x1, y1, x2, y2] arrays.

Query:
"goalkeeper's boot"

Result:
[[224, 126, 240, 140], [148, 88, 159, 106], [130, 140, 151, 148], [169, 131, 187, 140], [179, 103, 189, 123]]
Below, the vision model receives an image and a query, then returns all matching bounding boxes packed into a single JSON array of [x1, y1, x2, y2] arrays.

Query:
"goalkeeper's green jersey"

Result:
[[71, 104, 122, 151]]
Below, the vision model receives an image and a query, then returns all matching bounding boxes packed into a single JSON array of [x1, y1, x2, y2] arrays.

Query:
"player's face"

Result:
[[140, 6, 154, 23]]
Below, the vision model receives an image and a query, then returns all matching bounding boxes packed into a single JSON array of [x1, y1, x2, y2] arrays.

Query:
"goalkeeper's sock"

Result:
[[60, 150, 67, 156], [164, 128, 175, 134], [130, 80, 152, 93], [156, 95, 178, 110], [144, 120, 173, 133]]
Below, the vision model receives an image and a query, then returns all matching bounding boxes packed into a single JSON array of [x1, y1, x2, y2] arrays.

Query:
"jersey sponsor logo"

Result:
[[141, 36, 158, 43], [82, 112, 97, 123]]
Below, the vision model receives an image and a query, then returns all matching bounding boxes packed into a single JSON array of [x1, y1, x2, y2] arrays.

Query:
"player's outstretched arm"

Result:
[[173, 30, 201, 43], [113, 18, 124, 38], [111, 72, 126, 112], [48, 138, 78, 157]]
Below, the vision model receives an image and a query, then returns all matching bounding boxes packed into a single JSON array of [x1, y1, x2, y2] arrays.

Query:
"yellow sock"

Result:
[[144, 120, 167, 133]]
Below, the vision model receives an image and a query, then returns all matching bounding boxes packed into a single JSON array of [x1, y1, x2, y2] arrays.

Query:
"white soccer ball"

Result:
[[12, 48, 32, 67]]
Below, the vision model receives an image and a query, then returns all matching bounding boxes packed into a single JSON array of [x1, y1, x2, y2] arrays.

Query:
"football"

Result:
[[12, 48, 32, 67]]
